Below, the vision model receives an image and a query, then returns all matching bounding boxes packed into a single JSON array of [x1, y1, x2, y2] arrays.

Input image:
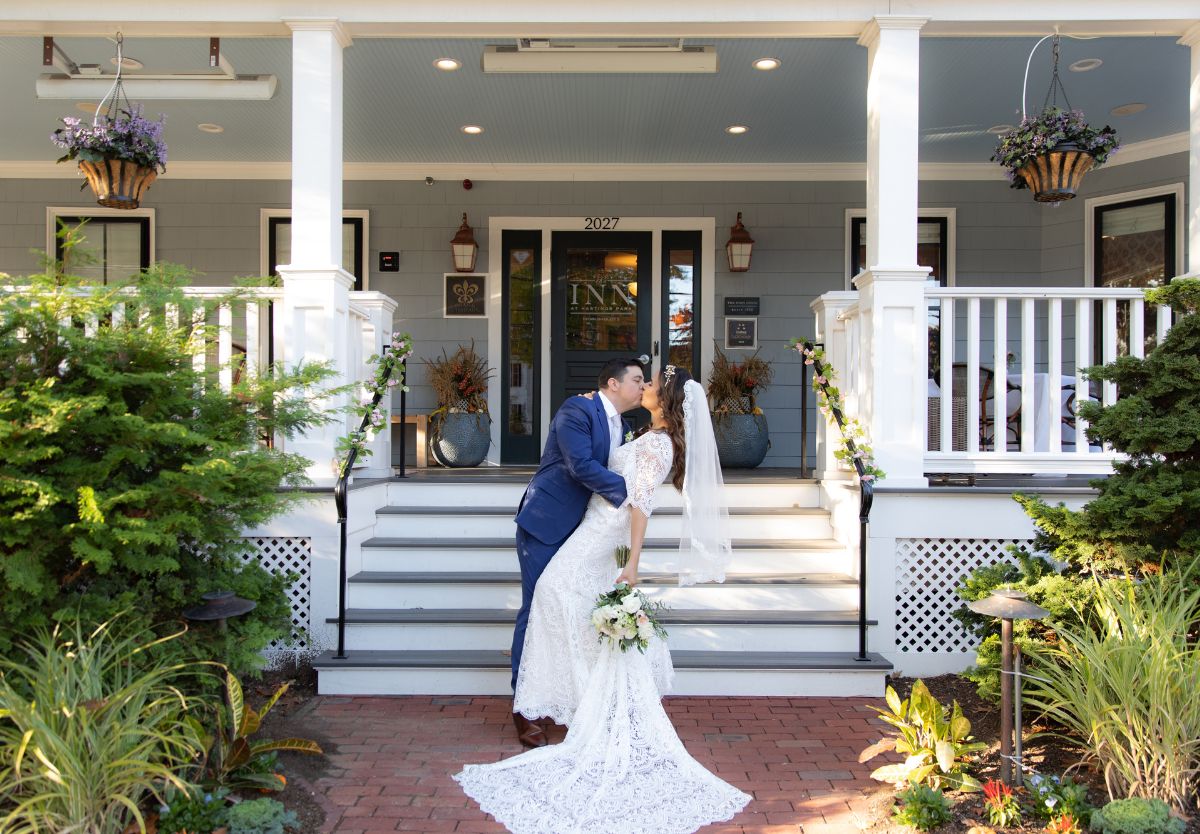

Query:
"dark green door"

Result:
[[550, 231, 653, 423]]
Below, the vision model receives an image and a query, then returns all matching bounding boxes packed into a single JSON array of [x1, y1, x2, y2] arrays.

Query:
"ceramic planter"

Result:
[[430, 411, 491, 467], [78, 158, 157, 209], [713, 412, 769, 468]]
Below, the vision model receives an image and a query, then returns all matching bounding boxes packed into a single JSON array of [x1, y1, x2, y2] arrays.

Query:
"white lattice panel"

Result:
[[244, 537, 312, 652], [894, 538, 1032, 653]]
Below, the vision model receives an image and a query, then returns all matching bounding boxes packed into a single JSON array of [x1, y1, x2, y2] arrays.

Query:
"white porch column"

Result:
[[1181, 24, 1200, 279], [278, 19, 354, 485], [811, 292, 859, 481], [855, 16, 930, 489], [352, 292, 399, 479]]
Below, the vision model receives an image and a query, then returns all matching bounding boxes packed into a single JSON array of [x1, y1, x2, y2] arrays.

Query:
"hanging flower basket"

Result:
[[77, 157, 158, 209], [992, 108, 1117, 203], [1014, 142, 1096, 203]]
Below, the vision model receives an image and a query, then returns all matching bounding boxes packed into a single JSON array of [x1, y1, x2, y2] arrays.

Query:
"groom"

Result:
[[509, 357, 646, 747]]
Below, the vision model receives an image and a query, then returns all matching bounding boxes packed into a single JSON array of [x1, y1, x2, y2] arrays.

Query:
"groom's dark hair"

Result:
[[597, 358, 644, 390]]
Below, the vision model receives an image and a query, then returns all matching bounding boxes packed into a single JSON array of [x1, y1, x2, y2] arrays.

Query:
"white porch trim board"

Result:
[[1182, 23, 1200, 278]]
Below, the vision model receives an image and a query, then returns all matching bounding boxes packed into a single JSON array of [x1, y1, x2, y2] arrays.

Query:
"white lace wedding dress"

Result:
[[454, 431, 750, 834]]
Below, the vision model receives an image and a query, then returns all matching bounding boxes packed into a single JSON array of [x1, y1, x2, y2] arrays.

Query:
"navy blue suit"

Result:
[[510, 395, 629, 689]]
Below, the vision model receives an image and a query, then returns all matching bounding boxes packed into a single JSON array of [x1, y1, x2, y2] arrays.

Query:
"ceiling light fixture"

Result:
[[987, 124, 1015, 135], [434, 58, 462, 71], [461, 125, 484, 135], [752, 57, 781, 71], [1109, 102, 1147, 116], [197, 123, 224, 133], [1068, 57, 1103, 72], [75, 101, 100, 113], [725, 125, 748, 135], [111, 56, 143, 70], [483, 39, 717, 73]]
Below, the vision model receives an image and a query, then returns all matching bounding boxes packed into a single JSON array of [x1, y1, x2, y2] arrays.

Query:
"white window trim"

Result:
[[844, 207, 956, 290], [1083, 183, 1185, 287], [45, 206, 156, 267], [258, 208, 370, 289]]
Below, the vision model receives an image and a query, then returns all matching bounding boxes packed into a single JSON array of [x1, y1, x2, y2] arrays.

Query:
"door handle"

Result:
[[637, 354, 650, 366]]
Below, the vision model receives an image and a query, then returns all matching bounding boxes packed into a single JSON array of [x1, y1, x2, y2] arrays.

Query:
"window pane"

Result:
[[507, 248, 536, 436], [102, 223, 143, 284], [667, 249, 694, 373], [853, 218, 945, 287], [564, 249, 638, 351], [271, 220, 359, 278], [58, 219, 145, 285], [1099, 202, 1167, 288]]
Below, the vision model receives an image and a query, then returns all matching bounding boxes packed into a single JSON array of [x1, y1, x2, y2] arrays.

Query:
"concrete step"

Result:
[[312, 648, 892, 697], [324, 607, 876, 652], [358, 537, 850, 574], [373, 505, 833, 539], [384, 479, 821, 509], [344, 570, 859, 610]]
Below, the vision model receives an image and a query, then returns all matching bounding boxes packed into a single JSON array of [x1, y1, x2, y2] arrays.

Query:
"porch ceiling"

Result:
[[0, 34, 1189, 169]]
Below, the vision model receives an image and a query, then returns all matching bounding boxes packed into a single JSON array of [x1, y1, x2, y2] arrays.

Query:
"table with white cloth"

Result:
[[927, 373, 1092, 452]]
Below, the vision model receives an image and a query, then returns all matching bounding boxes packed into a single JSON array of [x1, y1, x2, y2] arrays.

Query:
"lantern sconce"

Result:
[[726, 212, 754, 272], [450, 213, 479, 272]]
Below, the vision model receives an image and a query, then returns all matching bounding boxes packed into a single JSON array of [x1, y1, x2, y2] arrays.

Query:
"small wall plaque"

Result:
[[444, 273, 487, 318], [725, 317, 758, 350], [724, 296, 760, 316], [379, 251, 399, 272]]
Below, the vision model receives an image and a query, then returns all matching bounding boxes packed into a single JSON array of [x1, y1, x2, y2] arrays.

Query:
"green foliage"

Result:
[[1088, 799, 1185, 834], [1025, 773, 1094, 825], [982, 779, 1022, 827], [158, 786, 231, 834], [0, 250, 338, 674], [1023, 575, 1200, 813], [861, 680, 985, 792], [191, 670, 322, 793], [990, 106, 1119, 188], [0, 615, 204, 834], [224, 797, 298, 834], [891, 784, 953, 831]]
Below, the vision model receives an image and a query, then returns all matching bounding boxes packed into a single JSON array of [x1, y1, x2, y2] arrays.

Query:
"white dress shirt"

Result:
[[596, 391, 623, 462]]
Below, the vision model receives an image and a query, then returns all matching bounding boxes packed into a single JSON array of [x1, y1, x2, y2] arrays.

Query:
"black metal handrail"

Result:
[[798, 340, 874, 662], [332, 353, 406, 660]]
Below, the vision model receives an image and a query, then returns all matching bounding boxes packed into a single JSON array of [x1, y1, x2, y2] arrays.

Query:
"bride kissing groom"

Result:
[[454, 358, 751, 834]]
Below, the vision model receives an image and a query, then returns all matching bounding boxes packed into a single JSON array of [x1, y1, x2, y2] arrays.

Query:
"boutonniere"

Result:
[[624, 431, 634, 443]]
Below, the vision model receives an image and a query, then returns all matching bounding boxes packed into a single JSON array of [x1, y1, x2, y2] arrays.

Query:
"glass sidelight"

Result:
[[501, 231, 541, 463]]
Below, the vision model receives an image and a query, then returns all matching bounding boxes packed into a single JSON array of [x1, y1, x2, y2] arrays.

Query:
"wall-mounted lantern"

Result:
[[450, 213, 479, 272], [725, 212, 754, 272]]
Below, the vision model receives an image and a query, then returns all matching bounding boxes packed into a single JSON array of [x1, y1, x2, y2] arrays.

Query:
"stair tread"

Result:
[[313, 648, 892, 671], [327, 608, 875, 625], [348, 571, 855, 585], [377, 505, 825, 517], [362, 536, 845, 550]]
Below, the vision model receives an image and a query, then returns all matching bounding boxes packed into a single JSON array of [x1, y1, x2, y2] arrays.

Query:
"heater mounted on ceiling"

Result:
[[482, 38, 718, 73]]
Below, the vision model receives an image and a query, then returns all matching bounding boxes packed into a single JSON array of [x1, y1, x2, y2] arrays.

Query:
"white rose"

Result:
[[621, 594, 643, 614], [637, 621, 655, 639]]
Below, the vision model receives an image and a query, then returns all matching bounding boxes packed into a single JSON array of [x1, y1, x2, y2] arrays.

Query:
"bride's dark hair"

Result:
[[635, 365, 691, 491]]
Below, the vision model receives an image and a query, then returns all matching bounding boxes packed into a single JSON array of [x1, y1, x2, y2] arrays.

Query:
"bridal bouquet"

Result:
[[592, 582, 667, 653]]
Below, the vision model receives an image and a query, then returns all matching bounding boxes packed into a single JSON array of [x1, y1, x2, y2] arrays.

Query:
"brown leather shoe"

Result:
[[513, 712, 547, 748]]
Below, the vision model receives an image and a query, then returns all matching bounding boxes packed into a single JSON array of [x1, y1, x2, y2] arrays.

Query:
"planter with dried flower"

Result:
[[423, 342, 493, 467], [707, 344, 773, 468]]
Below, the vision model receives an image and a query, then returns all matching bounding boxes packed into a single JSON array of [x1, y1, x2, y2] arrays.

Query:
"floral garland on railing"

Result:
[[336, 331, 413, 477], [789, 338, 885, 485]]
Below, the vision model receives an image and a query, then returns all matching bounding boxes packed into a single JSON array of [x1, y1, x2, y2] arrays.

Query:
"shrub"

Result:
[[1088, 798, 1185, 834], [224, 797, 298, 834], [892, 784, 953, 831], [0, 614, 204, 834], [860, 679, 985, 792], [982, 779, 1022, 827], [1023, 575, 1200, 812], [1025, 773, 1094, 825], [0, 249, 337, 674], [158, 787, 231, 834]]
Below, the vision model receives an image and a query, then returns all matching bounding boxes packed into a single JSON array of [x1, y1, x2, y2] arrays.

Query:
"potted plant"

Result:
[[991, 106, 1118, 202], [424, 342, 493, 467], [707, 344, 773, 468], [51, 105, 167, 209]]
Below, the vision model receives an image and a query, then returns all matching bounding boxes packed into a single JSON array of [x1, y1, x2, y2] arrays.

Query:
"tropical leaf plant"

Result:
[[859, 679, 986, 792]]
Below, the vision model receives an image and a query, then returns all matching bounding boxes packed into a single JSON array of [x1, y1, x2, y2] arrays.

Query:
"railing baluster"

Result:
[[939, 297, 954, 452], [966, 298, 980, 453], [1156, 303, 1172, 347], [1102, 298, 1118, 407], [1047, 298, 1062, 454], [245, 301, 260, 381], [112, 303, 125, 328], [992, 298, 1007, 453], [1020, 298, 1035, 452], [217, 302, 233, 391], [1074, 298, 1091, 455], [1130, 298, 1145, 359], [164, 303, 179, 330], [191, 305, 207, 389]]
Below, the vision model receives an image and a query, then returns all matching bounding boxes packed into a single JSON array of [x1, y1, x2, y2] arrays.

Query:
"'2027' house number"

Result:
[[583, 217, 620, 230]]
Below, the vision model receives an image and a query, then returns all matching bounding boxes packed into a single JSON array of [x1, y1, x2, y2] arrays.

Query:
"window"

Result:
[[847, 213, 953, 288], [47, 208, 153, 285], [261, 210, 368, 290], [662, 231, 702, 381], [1088, 189, 1179, 289]]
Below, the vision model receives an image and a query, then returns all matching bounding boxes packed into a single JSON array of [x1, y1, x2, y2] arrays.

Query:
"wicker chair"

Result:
[[928, 363, 995, 452]]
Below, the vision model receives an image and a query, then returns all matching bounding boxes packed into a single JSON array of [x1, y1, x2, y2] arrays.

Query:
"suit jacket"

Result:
[[514, 394, 630, 545]]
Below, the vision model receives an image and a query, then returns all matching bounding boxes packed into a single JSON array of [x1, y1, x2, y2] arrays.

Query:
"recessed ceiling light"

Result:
[[434, 58, 462, 71], [725, 124, 748, 135], [75, 101, 100, 114], [197, 123, 225, 134], [752, 57, 781, 71], [1068, 58, 1103, 72], [461, 125, 484, 135], [987, 124, 1015, 135], [110, 56, 144, 70], [1110, 102, 1147, 117]]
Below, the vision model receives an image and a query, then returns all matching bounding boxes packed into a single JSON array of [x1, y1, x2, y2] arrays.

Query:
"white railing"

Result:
[[174, 287, 285, 390], [923, 287, 1172, 475]]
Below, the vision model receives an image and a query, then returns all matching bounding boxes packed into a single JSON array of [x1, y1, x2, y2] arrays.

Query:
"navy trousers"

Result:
[[511, 525, 568, 691]]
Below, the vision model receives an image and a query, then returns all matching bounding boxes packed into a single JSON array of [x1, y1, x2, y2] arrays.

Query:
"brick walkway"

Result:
[[303, 694, 891, 834]]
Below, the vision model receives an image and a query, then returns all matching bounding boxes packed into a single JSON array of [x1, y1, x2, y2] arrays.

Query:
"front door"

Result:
[[550, 231, 653, 424]]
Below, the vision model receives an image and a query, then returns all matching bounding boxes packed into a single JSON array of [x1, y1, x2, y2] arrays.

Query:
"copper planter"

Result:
[[78, 158, 158, 209], [1016, 144, 1094, 203]]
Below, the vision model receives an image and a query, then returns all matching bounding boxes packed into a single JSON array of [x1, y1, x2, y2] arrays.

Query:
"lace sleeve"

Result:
[[624, 433, 673, 517]]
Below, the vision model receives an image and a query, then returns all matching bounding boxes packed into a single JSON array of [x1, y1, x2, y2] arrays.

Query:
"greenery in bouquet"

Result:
[[990, 106, 1118, 189], [708, 343, 773, 414], [424, 341, 492, 414], [592, 583, 668, 653], [51, 105, 168, 173]]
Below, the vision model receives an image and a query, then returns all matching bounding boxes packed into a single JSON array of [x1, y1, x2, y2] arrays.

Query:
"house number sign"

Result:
[[583, 217, 620, 230]]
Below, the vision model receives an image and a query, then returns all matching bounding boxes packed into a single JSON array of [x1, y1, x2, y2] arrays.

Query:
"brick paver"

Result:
[[304, 695, 891, 834]]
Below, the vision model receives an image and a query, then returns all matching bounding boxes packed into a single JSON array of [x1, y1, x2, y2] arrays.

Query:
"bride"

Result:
[[455, 365, 751, 834]]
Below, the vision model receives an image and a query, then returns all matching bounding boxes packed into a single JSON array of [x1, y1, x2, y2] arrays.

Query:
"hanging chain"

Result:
[[93, 32, 133, 127], [1040, 35, 1074, 114]]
